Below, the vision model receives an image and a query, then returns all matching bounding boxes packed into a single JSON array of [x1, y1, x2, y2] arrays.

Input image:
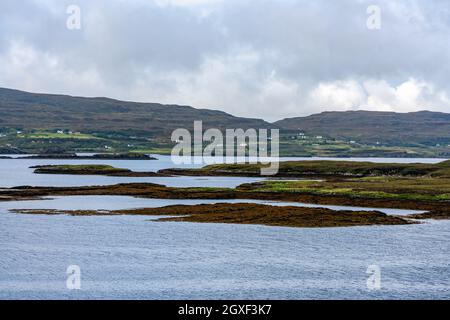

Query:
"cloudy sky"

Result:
[[0, 0, 449, 121]]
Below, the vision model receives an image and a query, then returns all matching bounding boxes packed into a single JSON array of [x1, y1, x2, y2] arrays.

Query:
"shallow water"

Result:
[[0, 155, 447, 188], [0, 195, 426, 216], [0, 156, 448, 299], [0, 156, 262, 188], [0, 210, 449, 299]]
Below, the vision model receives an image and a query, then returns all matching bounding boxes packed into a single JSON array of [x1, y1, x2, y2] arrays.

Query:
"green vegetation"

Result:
[[247, 178, 450, 201], [22, 153, 156, 160], [31, 164, 164, 177], [129, 148, 173, 155], [2, 128, 448, 157], [1, 158, 447, 225], [160, 159, 450, 203], [166, 159, 450, 177], [1, 87, 449, 156], [17, 132, 99, 140], [0, 128, 172, 154], [28, 160, 450, 203], [32, 164, 130, 175], [275, 110, 450, 147], [39, 164, 124, 171], [11, 204, 413, 228], [278, 132, 449, 158]]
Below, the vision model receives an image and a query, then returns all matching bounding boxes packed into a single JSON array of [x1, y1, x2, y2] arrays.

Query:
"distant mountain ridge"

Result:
[[0, 87, 449, 146], [275, 110, 450, 146]]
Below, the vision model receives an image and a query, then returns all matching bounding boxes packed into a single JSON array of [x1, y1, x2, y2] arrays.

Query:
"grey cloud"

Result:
[[0, 0, 449, 120]]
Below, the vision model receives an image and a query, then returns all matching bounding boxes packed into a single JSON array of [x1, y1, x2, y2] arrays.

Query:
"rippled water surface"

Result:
[[1, 211, 449, 299], [0, 155, 446, 188], [0, 156, 449, 299], [0, 155, 263, 188], [0, 195, 426, 216]]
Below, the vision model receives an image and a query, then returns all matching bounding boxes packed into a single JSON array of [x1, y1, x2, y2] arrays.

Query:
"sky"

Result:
[[0, 0, 449, 121]]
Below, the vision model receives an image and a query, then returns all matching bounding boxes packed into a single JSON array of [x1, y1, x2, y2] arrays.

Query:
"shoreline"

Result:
[[0, 153, 158, 160], [10, 203, 417, 228], [1, 182, 449, 220], [31, 164, 170, 177], [1, 158, 449, 227]]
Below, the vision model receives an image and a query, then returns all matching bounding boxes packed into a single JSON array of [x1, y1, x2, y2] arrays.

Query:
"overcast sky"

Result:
[[0, 0, 449, 121]]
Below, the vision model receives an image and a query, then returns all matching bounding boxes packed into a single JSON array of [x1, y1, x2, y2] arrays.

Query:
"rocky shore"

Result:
[[8, 153, 158, 160], [1, 158, 449, 228], [1, 181, 449, 221], [31, 165, 169, 177], [11, 203, 415, 228]]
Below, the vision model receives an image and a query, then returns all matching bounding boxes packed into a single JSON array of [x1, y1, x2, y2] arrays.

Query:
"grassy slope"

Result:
[[25, 160, 450, 203], [0, 87, 271, 135], [33, 165, 130, 175], [13, 205, 412, 228], [165, 160, 450, 177], [17, 132, 99, 140], [1, 88, 450, 156], [275, 110, 450, 146], [246, 178, 450, 201], [160, 160, 450, 202]]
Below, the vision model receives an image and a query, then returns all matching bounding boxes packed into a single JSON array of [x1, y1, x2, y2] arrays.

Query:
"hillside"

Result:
[[0, 87, 272, 135], [0, 87, 449, 156], [275, 110, 450, 146]]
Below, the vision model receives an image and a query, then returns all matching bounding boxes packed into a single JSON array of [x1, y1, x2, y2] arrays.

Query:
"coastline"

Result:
[[1, 157, 449, 228], [11, 203, 416, 228]]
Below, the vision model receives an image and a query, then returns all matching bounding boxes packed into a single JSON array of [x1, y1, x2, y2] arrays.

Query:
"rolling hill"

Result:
[[0, 87, 273, 136], [275, 110, 450, 146], [1, 87, 449, 150]]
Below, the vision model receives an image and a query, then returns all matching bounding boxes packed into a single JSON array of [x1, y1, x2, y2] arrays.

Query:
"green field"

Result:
[[1, 129, 449, 157], [248, 178, 450, 202], [17, 132, 99, 140], [162, 159, 450, 202]]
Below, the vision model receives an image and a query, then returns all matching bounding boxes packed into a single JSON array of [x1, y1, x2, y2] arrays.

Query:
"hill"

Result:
[[0, 87, 272, 136], [0, 87, 449, 156], [275, 110, 450, 146]]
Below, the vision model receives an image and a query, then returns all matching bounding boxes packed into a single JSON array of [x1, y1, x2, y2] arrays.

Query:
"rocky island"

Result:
[[1, 159, 448, 228], [19, 153, 157, 160], [31, 164, 169, 177], [12, 204, 414, 228]]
